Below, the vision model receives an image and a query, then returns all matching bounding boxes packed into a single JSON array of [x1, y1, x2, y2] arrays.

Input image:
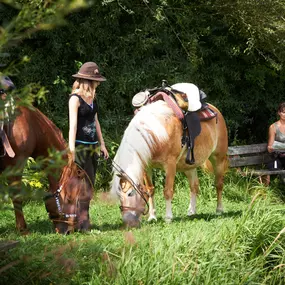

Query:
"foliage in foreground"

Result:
[[0, 171, 284, 285]]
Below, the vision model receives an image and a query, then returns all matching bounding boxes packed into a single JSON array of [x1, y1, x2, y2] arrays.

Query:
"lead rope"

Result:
[[54, 163, 93, 222], [100, 155, 150, 215]]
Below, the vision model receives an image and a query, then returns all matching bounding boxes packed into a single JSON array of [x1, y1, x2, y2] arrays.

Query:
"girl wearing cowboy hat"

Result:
[[69, 62, 109, 187]]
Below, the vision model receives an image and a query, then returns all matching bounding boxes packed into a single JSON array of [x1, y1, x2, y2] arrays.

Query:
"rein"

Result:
[[102, 156, 150, 215], [44, 185, 78, 227], [48, 162, 93, 226], [54, 186, 77, 219]]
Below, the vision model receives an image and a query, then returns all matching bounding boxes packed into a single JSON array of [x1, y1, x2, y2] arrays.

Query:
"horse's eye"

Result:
[[128, 189, 136, 197]]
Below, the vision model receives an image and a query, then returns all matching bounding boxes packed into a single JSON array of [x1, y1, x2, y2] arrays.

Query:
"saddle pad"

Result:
[[198, 107, 217, 121], [171, 83, 202, 112]]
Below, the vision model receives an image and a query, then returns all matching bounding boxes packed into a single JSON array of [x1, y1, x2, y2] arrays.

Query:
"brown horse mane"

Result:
[[59, 154, 94, 202]]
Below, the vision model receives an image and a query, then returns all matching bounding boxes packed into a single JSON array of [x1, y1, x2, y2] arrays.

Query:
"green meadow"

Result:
[[1, 170, 285, 285]]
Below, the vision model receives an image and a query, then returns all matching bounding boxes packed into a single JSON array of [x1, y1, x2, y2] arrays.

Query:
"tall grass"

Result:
[[1, 170, 285, 284]]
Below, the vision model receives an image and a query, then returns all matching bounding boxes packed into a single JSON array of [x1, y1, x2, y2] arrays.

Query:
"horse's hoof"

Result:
[[187, 210, 196, 216], [20, 229, 30, 236], [147, 215, 157, 222], [148, 217, 157, 222], [216, 208, 224, 215], [165, 217, 172, 223]]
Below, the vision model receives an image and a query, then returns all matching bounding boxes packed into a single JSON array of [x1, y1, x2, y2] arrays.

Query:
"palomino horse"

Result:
[[1, 105, 92, 234], [111, 99, 228, 227]]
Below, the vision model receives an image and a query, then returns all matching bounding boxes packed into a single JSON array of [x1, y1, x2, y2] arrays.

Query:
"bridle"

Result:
[[105, 157, 150, 215], [46, 155, 151, 227], [53, 186, 77, 220], [45, 164, 93, 228], [45, 185, 79, 228]]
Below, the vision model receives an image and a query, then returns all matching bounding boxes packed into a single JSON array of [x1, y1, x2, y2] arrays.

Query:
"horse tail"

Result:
[[202, 159, 213, 173], [202, 157, 229, 174]]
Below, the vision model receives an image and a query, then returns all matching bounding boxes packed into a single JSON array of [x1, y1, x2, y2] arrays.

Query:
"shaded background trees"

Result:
[[2, 0, 285, 145]]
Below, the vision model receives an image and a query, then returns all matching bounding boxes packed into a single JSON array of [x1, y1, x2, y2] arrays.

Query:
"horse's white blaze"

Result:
[[111, 101, 174, 197]]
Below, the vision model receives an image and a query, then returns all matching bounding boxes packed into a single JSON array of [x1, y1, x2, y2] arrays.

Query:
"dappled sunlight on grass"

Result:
[[1, 171, 285, 284]]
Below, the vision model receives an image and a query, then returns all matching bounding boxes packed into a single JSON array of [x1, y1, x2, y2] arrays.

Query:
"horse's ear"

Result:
[[116, 173, 128, 186], [116, 173, 128, 182]]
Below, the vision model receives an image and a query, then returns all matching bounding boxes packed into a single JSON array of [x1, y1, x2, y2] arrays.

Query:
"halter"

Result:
[[46, 164, 93, 228], [54, 186, 77, 219], [44, 185, 78, 229], [103, 156, 150, 215]]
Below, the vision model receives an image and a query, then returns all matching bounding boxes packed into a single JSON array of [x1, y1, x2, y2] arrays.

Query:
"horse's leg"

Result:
[[185, 169, 199, 216], [143, 170, 156, 221], [77, 154, 97, 231], [209, 154, 227, 213], [10, 174, 27, 232], [148, 196, 156, 221], [7, 157, 29, 232], [77, 182, 92, 231], [164, 160, 177, 222], [12, 200, 27, 231], [11, 197, 27, 231]]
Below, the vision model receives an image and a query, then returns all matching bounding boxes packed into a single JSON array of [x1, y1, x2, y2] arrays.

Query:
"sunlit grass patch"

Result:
[[1, 170, 285, 284]]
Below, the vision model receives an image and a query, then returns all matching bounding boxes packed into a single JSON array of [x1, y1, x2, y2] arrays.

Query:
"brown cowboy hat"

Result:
[[72, 62, 106, 82]]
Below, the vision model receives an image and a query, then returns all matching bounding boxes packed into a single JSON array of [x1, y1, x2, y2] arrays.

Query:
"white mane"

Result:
[[110, 100, 174, 196]]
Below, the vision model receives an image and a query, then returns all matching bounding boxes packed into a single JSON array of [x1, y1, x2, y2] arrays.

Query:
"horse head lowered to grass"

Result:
[[0, 76, 92, 234], [111, 82, 228, 227]]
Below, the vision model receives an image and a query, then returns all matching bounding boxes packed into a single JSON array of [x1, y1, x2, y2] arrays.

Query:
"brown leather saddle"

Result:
[[132, 81, 217, 165]]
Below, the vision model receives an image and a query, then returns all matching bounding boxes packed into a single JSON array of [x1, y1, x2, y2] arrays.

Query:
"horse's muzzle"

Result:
[[54, 220, 76, 235], [122, 212, 141, 228]]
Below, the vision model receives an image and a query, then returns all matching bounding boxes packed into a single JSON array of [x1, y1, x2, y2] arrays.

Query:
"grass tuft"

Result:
[[1, 170, 285, 284]]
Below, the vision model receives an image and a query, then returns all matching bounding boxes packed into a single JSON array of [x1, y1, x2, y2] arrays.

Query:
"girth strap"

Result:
[[182, 112, 201, 165], [0, 129, 15, 157]]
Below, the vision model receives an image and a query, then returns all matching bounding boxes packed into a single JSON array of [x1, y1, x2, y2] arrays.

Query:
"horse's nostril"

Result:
[[54, 222, 70, 234], [123, 212, 140, 228], [125, 219, 140, 228]]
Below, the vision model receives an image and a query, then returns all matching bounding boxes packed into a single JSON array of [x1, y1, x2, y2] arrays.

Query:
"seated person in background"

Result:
[[267, 102, 285, 164], [264, 102, 285, 185]]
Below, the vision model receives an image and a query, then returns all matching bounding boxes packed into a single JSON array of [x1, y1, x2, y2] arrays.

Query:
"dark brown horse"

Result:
[[111, 99, 228, 227], [1, 105, 92, 234]]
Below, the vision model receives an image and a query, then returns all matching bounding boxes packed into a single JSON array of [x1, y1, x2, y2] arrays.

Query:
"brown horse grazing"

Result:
[[1, 106, 92, 234], [111, 100, 228, 227]]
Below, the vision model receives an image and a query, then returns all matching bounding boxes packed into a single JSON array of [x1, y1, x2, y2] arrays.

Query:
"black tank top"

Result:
[[70, 94, 98, 143]]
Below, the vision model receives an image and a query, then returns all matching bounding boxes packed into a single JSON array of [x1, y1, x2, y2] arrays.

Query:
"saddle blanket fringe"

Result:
[[199, 107, 217, 121]]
